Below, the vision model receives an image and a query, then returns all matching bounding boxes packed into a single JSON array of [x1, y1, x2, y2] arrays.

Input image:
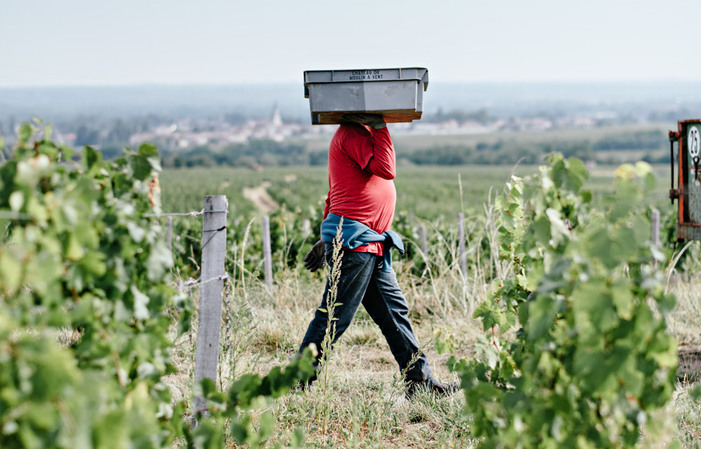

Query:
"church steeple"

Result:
[[272, 104, 282, 128]]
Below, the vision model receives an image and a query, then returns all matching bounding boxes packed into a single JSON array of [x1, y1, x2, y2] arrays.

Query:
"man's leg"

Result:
[[360, 258, 432, 382], [299, 247, 375, 378]]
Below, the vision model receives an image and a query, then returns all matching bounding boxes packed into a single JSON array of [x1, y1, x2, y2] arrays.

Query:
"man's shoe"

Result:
[[405, 377, 460, 399]]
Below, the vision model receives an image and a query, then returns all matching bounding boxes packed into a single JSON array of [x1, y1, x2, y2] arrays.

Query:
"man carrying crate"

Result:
[[299, 113, 458, 398]]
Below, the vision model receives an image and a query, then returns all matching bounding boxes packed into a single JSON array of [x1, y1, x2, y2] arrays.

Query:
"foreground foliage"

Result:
[[452, 154, 679, 448], [1, 122, 692, 448], [0, 123, 313, 448]]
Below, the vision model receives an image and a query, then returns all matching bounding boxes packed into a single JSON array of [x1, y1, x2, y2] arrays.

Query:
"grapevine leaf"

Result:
[[78, 251, 106, 277], [525, 294, 558, 341], [611, 226, 637, 262], [129, 154, 152, 181], [192, 419, 224, 449], [146, 240, 172, 282], [573, 346, 613, 393], [473, 301, 506, 331], [0, 251, 22, 292], [646, 333, 677, 368], [581, 189, 593, 203], [37, 144, 58, 160], [18, 123, 34, 142], [60, 145, 76, 161], [131, 285, 150, 320], [585, 227, 615, 269], [126, 221, 146, 243], [610, 281, 634, 320], [618, 357, 644, 396], [532, 215, 551, 246], [567, 158, 588, 187], [82, 145, 102, 171], [495, 195, 506, 210], [572, 281, 618, 334], [450, 156, 676, 448], [138, 143, 159, 157]]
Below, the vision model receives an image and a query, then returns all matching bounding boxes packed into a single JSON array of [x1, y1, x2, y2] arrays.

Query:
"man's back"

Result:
[[326, 123, 397, 255]]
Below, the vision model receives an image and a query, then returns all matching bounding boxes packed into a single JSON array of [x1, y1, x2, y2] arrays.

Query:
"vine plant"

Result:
[[451, 154, 678, 448], [0, 121, 313, 449]]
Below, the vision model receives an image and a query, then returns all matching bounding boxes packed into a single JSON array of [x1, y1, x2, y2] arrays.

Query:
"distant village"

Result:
[[37, 105, 613, 153], [138, 108, 610, 152]]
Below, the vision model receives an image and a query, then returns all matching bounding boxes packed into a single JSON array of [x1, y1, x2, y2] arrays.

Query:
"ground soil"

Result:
[[242, 181, 279, 212]]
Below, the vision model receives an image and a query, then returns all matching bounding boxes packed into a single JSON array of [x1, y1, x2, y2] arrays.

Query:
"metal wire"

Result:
[[177, 273, 229, 289], [201, 225, 227, 251], [0, 211, 33, 220], [144, 209, 228, 218]]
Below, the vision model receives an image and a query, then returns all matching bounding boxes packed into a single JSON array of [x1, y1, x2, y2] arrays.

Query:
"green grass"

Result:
[[160, 163, 673, 221]]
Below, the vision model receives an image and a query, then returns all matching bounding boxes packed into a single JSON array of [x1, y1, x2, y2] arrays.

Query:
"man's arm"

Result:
[[342, 114, 396, 180], [363, 127, 396, 180]]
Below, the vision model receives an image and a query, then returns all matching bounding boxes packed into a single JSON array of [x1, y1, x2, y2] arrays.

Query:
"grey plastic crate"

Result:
[[303, 67, 429, 125]]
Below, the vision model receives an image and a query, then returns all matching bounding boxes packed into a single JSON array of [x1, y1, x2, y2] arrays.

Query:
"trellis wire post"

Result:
[[193, 195, 228, 418], [417, 225, 428, 256], [166, 216, 173, 255], [652, 209, 660, 268], [262, 216, 274, 293], [457, 212, 467, 278]]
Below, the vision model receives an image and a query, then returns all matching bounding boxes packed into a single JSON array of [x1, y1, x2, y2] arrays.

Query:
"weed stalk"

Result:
[[317, 218, 344, 435]]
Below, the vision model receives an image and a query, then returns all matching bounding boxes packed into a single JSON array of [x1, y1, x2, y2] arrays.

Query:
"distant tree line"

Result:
[[75, 119, 150, 159], [157, 130, 670, 168], [54, 127, 664, 169], [592, 130, 667, 151], [161, 140, 328, 168], [159, 138, 593, 168], [405, 140, 593, 165]]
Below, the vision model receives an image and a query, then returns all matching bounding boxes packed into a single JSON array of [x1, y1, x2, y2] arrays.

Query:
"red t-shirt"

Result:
[[324, 123, 397, 256]]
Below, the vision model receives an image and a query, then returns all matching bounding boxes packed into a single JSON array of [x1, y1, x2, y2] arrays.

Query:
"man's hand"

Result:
[[304, 240, 326, 272], [342, 113, 386, 130]]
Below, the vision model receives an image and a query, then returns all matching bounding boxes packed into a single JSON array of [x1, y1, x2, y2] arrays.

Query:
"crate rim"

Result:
[[303, 67, 429, 90]]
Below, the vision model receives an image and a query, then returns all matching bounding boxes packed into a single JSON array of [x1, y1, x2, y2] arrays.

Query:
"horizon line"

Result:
[[2, 78, 701, 89]]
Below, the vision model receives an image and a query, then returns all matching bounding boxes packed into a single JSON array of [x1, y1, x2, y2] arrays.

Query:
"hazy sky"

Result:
[[2, 0, 700, 87]]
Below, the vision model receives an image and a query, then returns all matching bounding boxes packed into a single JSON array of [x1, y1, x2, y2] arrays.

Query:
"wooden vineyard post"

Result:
[[457, 213, 467, 278], [417, 225, 428, 256], [193, 195, 228, 418], [652, 209, 660, 247], [166, 216, 173, 256], [652, 209, 660, 268], [262, 216, 274, 293]]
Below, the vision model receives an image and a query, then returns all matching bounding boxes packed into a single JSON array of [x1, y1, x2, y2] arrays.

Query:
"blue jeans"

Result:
[[299, 244, 432, 382]]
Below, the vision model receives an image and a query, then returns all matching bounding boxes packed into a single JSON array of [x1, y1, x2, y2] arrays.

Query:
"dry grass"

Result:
[[167, 228, 485, 447], [165, 223, 701, 448], [664, 246, 701, 448]]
